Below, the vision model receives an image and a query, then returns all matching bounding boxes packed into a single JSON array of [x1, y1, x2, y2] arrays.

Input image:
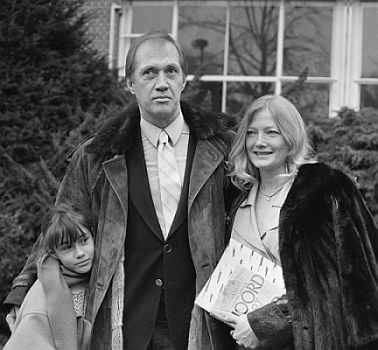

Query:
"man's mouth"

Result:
[[153, 96, 170, 100]]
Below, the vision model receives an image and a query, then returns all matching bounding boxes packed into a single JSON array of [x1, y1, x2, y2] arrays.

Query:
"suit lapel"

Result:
[[188, 139, 224, 213], [126, 130, 163, 240]]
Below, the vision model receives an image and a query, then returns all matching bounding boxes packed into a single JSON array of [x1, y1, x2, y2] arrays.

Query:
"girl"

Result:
[[4, 203, 93, 350]]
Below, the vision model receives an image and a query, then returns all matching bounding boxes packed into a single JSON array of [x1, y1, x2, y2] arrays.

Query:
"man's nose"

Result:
[[155, 71, 168, 90]]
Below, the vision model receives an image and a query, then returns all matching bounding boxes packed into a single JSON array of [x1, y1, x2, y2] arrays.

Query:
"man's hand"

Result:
[[6, 306, 20, 333], [222, 313, 260, 348]]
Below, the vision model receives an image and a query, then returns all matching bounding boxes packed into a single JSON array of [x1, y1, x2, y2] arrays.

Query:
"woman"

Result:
[[224, 95, 378, 350]]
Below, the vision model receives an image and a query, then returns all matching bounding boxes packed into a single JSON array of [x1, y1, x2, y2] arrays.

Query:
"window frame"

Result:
[[111, 0, 378, 117]]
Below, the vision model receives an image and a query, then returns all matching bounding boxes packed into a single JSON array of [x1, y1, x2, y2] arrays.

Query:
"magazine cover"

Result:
[[195, 238, 286, 322]]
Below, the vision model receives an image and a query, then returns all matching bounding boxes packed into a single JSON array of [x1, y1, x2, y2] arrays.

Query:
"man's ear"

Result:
[[181, 79, 187, 92], [126, 78, 135, 95]]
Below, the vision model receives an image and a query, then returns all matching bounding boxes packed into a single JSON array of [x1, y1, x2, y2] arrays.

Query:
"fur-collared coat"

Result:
[[5, 101, 235, 350], [229, 163, 378, 350]]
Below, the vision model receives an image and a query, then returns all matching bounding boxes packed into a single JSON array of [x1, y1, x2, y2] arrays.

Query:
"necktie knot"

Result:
[[159, 130, 169, 146]]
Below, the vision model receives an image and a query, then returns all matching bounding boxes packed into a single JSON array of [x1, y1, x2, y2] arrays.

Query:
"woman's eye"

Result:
[[267, 130, 280, 135]]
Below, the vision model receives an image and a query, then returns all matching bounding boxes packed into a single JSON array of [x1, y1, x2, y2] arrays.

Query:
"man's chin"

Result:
[[150, 105, 176, 118]]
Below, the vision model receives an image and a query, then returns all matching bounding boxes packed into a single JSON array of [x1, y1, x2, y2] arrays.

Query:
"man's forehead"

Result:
[[135, 40, 181, 64]]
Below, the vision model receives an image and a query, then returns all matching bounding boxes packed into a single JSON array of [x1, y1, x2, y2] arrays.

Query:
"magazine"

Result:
[[195, 238, 286, 323]]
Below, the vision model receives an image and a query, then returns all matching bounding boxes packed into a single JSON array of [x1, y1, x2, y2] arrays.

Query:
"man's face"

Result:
[[126, 39, 186, 128]]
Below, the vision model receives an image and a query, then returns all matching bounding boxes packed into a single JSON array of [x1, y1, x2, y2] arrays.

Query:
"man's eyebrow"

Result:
[[166, 63, 179, 68], [141, 65, 155, 71]]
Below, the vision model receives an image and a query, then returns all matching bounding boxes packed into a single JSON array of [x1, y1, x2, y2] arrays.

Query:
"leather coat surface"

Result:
[[5, 101, 235, 350]]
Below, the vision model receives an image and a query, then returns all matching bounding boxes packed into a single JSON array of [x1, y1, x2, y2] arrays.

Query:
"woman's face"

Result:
[[246, 109, 289, 177]]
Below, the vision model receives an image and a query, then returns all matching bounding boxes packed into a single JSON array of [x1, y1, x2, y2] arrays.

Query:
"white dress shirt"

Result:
[[140, 113, 189, 238]]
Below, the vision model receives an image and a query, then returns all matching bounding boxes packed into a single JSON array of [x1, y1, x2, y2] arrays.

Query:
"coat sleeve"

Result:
[[3, 143, 94, 309], [247, 295, 293, 350], [4, 282, 56, 350], [332, 169, 378, 348]]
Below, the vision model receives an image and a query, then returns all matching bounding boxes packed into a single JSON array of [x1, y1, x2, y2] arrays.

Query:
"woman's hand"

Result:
[[222, 313, 260, 348]]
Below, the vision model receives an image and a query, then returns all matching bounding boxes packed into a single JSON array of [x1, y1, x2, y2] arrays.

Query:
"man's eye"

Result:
[[166, 68, 178, 77], [143, 70, 155, 77]]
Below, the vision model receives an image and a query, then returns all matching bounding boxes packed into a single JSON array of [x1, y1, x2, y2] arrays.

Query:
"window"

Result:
[[113, 0, 378, 117], [360, 4, 378, 109]]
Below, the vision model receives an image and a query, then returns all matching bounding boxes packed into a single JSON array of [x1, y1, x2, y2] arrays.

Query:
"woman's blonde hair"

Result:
[[229, 95, 314, 191]]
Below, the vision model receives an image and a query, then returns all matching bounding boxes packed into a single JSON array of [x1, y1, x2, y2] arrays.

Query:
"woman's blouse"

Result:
[[231, 175, 295, 265]]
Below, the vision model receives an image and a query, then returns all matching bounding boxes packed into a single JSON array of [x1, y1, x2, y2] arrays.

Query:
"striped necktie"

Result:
[[157, 130, 182, 238]]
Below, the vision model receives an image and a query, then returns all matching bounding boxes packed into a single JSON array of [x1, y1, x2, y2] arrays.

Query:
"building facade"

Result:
[[83, 0, 378, 118]]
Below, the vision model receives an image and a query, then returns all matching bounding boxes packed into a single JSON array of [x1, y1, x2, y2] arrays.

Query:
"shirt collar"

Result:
[[140, 112, 186, 147], [239, 183, 258, 208]]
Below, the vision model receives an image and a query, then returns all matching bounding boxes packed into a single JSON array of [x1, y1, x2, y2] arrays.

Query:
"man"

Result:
[[4, 32, 235, 350]]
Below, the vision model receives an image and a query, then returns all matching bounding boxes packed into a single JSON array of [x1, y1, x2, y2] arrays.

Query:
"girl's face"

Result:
[[54, 226, 94, 274], [246, 109, 289, 177]]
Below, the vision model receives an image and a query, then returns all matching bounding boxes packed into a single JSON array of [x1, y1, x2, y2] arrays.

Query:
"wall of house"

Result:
[[82, 0, 120, 60]]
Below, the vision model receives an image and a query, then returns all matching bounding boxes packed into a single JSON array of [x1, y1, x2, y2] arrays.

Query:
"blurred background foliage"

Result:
[[2, 0, 378, 344], [0, 0, 131, 339]]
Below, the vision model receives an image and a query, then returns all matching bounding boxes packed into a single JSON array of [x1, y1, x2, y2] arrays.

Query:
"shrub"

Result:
[[0, 0, 131, 336], [306, 107, 378, 224]]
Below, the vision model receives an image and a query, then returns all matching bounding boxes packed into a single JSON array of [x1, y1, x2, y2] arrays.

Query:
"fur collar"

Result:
[[85, 101, 233, 156], [282, 163, 335, 220]]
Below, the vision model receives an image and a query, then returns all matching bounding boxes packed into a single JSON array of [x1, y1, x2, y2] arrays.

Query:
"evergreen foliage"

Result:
[[306, 107, 378, 223], [0, 0, 130, 333]]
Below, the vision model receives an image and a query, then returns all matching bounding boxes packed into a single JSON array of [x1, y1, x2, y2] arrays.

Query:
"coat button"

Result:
[[155, 278, 163, 287], [163, 244, 172, 253]]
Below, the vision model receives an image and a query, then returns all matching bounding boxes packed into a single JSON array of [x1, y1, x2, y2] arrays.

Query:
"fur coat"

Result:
[[229, 163, 378, 350]]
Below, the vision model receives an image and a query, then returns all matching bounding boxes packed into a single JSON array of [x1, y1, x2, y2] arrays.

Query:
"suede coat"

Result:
[[6, 101, 235, 350], [229, 163, 378, 350]]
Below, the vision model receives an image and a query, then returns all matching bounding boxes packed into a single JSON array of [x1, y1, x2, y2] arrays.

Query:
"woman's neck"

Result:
[[258, 167, 287, 193], [259, 176, 283, 193]]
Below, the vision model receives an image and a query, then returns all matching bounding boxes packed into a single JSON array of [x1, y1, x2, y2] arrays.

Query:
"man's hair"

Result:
[[125, 31, 187, 79], [40, 203, 90, 253]]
